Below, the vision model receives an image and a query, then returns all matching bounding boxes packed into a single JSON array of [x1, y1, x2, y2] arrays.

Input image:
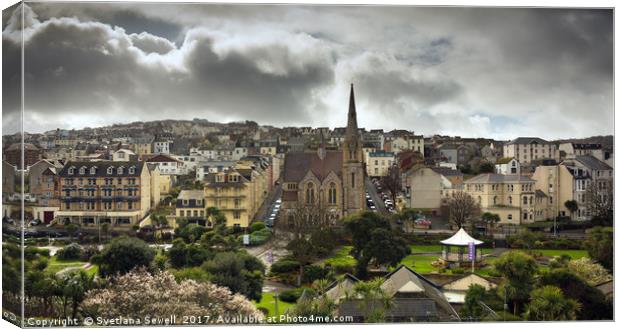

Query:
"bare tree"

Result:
[[584, 180, 613, 225], [380, 164, 402, 203], [444, 191, 481, 229], [282, 203, 333, 239]]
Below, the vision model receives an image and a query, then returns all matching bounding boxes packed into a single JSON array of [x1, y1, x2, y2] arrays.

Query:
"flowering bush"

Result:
[[81, 268, 263, 321]]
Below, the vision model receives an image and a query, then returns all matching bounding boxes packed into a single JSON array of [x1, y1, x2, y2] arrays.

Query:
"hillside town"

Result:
[[2, 85, 614, 324]]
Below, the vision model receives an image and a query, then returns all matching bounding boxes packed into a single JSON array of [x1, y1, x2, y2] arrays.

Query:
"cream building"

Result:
[[532, 163, 574, 220], [405, 167, 463, 215], [503, 137, 559, 164], [56, 161, 159, 228], [366, 151, 395, 177], [464, 173, 538, 225]]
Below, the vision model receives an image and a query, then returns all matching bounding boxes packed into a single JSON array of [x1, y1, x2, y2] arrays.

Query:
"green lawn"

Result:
[[253, 292, 295, 318], [324, 246, 357, 268], [524, 249, 588, 259], [398, 254, 440, 273], [44, 256, 88, 274]]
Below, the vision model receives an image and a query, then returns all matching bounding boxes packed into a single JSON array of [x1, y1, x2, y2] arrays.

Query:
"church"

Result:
[[281, 84, 366, 221]]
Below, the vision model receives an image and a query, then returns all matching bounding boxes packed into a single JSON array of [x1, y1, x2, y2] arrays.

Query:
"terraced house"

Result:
[[203, 157, 272, 228], [56, 161, 160, 228]]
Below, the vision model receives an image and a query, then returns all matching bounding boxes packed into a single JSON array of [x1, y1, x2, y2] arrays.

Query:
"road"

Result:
[[365, 177, 387, 214], [254, 184, 282, 222]]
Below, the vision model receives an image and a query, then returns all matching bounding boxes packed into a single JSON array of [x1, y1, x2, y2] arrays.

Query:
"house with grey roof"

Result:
[[328, 265, 460, 322]]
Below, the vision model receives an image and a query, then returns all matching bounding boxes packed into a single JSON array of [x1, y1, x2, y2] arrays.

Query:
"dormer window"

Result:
[[90, 167, 97, 175], [79, 166, 86, 175], [215, 174, 224, 183], [229, 174, 239, 182], [129, 166, 135, 174], [107, 167, 114, 175], [118, 166, 124, 175], [68, 167, 75, 175]]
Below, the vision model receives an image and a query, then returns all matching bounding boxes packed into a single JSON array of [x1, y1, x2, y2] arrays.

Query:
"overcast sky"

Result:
[[1, 2, 613, 140]]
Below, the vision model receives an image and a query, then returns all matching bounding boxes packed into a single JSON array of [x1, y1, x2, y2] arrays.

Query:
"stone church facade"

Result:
[[281, 85, 366, 221]]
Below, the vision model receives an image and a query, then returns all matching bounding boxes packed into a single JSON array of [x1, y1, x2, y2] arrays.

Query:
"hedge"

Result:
[[270, 259, 301, 274]]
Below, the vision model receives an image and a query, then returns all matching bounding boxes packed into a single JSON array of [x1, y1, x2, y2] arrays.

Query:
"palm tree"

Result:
[[564, 200, 579, 221], [480, 212, 500, 237], [525, 285, 580, 320], [352, 278, 394, 323], [61, 270, 95, 319]]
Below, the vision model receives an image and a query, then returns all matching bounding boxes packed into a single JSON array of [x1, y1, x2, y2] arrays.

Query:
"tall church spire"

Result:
[[346, 84, 358, 138]]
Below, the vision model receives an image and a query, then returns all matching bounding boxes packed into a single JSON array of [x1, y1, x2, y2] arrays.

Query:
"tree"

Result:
[[284, 203, 333, 239], [460, 284, 487, 320], [524, 285, 580, 320], [584, 226, 613, 270], [286, 238, 318, 286], [94, 236, 155, 276], [478, 162, 495, 174], [345, 212, 409, 278], [293, 279, 337, 317], [563, 200, 579, 220], [380, 164, 401, 204], [352, 277, 394, 323], [539, 268, 612, 320], [584, 181, 613, 226], [151, 214, 169, 242], [201, 251, 265, 302], [81, 268, 262, 320], [60, 270, 96, 319], [494, 251, 539, 315], [479, 212, 500, 237], [100, 223, 110, 242], [444, 191, 480, 229], [66, 223, 79, 241]]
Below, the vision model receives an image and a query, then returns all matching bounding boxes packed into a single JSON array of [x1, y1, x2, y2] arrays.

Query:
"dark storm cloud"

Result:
[[1, 3, 613, 139], [2, 4, 335, 133]]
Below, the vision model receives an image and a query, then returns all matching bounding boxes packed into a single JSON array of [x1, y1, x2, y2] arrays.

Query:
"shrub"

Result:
[[270, 259, 300, 274], [257, 307, 269, 315], [451, 268, 465, 274], [301, 265, 327, 284], [250, 221, 266, 233], [250, 228, 272, 246], [328, 262, 355, 275], [279, 288, 316, 303], [56, 243, 83, 260]]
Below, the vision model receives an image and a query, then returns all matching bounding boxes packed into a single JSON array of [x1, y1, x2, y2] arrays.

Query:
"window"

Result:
[[328, 182, 337, 204], [68, 167, 75, 175], [507, 214, 513, 220], [508, 196, 513, 205], [306, 182, 315, 204], [351, 173, 355, 188], [128, 201, 133, 210], [129, 166, 135, 174], [90, 167, 97, 175], [118, 167, 124, 175], [523, 212, 528, 220], [183, 199, 189, 206], [233, 211, 241, 219], [493, 196, 497, 205], [523, 196, 528, 205], [79, 167, 86, 175], [180, 210, 185, 217], [107, 167, 114, 175]]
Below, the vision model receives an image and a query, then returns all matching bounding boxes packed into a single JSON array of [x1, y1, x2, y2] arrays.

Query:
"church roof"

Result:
[[282, 151, 343, 182]]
